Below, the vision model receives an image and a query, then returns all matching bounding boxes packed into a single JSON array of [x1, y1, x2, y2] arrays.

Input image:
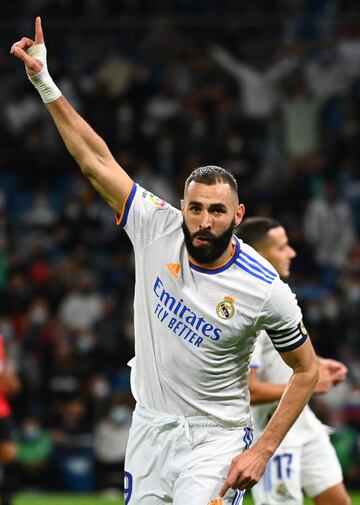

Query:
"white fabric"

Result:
[[211, 46, 297, 119], [305, 60, 347, 99], [125, 404, 249, 505], [26, 43, 62, 103], [94, 418, 130, 462], [251, 428, 343, 504], [304, 196, 355, 268], [250, 333, 343, 504], [121, 184, 303, 426], [281, 96, 323, 158]]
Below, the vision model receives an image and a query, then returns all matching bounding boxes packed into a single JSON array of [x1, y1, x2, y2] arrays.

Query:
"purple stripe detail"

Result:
[[235, 260, 273, 284], [239, 250, 277, 277], [119, 183, 137, 229], [238, 253, 276, 280]]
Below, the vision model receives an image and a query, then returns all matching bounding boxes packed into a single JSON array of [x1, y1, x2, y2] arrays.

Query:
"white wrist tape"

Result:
[[26, 43, 62, 104]]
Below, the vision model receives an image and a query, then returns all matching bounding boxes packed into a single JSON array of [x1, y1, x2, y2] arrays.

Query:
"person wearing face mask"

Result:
[[17, 417, 53, 490], [94, 395, 132, 494]]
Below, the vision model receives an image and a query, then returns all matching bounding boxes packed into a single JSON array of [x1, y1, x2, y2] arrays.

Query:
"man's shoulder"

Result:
[[233, 240, 278, 287]]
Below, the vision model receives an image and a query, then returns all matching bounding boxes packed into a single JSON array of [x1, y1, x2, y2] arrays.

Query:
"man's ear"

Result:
[[180, 199, 184, 213], [235, 203, 245, 226]]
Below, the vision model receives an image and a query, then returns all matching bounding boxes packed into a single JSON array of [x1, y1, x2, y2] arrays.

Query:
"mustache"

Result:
[[191, 230, 215, 240]]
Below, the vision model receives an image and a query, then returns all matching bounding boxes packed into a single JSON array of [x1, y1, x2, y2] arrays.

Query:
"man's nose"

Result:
[[199, 212, 212, 229]]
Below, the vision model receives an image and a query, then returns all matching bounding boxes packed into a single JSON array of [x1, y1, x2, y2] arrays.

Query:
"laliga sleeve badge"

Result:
[[142, 189, 166, 207], [299, 321, 308, 336], [216, 295, 236, 320]]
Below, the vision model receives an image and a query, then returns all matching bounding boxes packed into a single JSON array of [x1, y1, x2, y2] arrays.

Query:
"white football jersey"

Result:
[[118, 184, 306, 427], [251, 331, 325, 443]]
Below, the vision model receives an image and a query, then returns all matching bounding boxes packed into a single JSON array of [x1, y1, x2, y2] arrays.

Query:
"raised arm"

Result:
[[10, 17, 133, 214], [220, 338, 319, 497], [210, 44, 257, 82]]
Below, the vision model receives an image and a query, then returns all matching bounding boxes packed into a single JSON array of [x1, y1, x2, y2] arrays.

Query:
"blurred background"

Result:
[[0, 0, 360, 502]]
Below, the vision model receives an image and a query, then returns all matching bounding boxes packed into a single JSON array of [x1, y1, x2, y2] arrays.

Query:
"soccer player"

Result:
[[11, 18, 320, 505], [237, 217, 351, 505]]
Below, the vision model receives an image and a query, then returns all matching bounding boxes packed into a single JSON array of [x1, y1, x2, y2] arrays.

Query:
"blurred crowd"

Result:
[[0, 0, 360, 494]]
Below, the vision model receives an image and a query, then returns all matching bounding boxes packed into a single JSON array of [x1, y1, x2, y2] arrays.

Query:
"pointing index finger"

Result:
[[34, 16, 44, 44], [219, 480, 230, 498]]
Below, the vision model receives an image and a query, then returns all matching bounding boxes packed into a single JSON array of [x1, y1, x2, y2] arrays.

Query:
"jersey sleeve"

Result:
[[255, 278, 307, 353], [250, 331, 267, 369], [115, 183, 181, 249]]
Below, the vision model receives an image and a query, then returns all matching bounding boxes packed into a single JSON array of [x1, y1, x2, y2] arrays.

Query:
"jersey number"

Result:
[[273, 453, 293, 479], [124, 471, 133, 504]]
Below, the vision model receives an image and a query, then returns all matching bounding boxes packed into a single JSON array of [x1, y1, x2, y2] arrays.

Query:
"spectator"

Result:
[[304, 179, 356, 287], [94, 393, 132, 493], [58, 270, 104, 331], [17, 416, 53, 490]]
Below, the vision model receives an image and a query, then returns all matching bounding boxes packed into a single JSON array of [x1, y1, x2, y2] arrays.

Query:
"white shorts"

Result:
[[124, 404, 253, 505], [251, 428, 343, 504]]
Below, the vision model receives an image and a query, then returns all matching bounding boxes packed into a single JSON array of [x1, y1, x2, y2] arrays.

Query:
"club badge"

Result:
[[216, 295, 236, 320]]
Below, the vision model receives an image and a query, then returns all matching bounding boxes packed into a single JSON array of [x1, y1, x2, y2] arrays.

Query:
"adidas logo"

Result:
[[167, 263, 181, 279]]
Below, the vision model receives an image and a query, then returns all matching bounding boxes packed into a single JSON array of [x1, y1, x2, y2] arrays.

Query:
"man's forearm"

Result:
[[46, 97, 133, 211], [253, 363, 318, 457], [10, 18, 133, 213], [250, 381, 286, 404], [47, 97, 114, 176]]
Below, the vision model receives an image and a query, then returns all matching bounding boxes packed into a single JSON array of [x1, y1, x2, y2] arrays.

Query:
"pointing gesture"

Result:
[[219, 444, 268, 498], [10, 17, 44, 76], [10, 16, 61, 103]]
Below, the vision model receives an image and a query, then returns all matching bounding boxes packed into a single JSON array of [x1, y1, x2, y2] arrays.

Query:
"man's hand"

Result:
[[314, 362, 333, 394], [10, 16, 44, 76], [219, 444, 269, 497], [319, 358, 348, 385]]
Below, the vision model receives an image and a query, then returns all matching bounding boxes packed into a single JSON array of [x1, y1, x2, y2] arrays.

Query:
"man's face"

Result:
[[181, 182, 244, 264], [257, 226, 296, 278]]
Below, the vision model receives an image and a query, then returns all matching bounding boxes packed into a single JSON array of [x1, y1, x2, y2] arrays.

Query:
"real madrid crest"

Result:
[[276, 483, 288, 496], [216, 295, 236, 320]]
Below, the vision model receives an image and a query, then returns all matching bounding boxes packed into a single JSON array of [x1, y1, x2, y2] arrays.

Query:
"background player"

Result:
[[237, 217, 351, 505], [10, 18, 321, 504]]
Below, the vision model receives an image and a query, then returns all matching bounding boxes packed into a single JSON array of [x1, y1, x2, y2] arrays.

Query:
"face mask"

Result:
[[347, 285, 360, 303], [76, 335, 95, 353], [306, 304, 322, 324], [93, 379, 110, 399], [23, 426, 41, 441], [0, 322, 13, 342], [29, 305, 48, 325], [110, 406, 131, 424]]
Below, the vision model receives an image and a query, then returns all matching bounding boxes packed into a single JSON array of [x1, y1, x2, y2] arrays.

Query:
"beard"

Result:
[[182, 218, 236, 265]]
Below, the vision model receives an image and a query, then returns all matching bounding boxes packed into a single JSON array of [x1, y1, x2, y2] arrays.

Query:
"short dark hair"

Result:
[[184, 165, 238, 199], [236, 217, 281, 247]]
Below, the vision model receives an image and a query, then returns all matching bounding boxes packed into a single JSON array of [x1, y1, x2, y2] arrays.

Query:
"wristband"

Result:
[[26, 43, 62, 104]]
